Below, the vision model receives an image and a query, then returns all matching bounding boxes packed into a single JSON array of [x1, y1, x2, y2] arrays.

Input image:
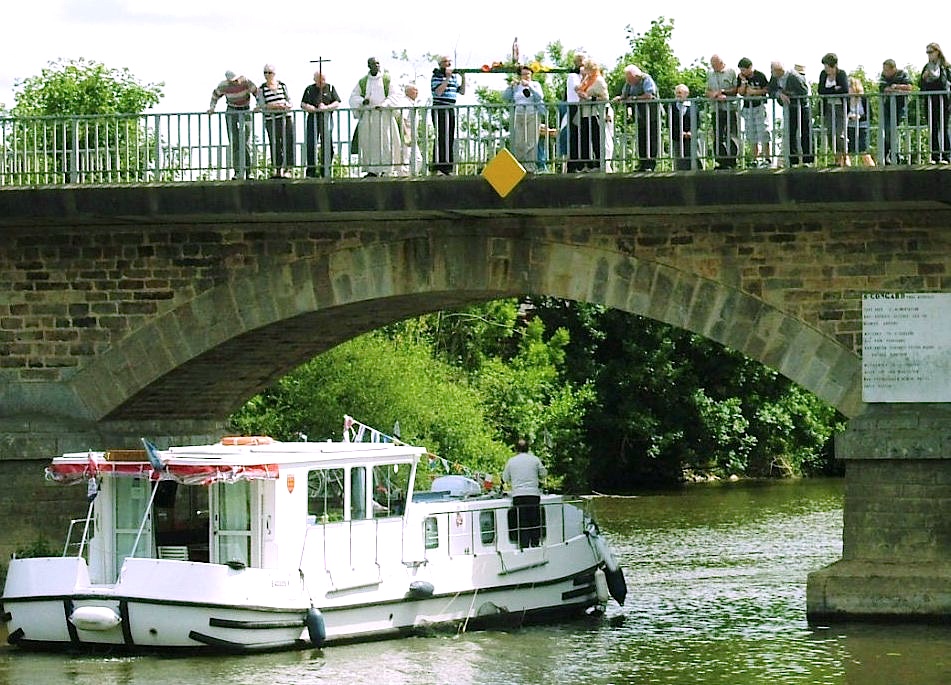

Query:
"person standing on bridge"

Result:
[[208, 70, 258, 179], [300, 70, 341, 178], [502, 66, 546, 172], [706, 55, 740, 170], [349, 57, 402, 177], [431, 55, 465, 175], [768, 61, 813, 166], [919, 42, 951, 164], [879, 59, 912, 165], [502, 438, 547, 548], [257, 64, 295, 179], [615, 65, 660, 172]]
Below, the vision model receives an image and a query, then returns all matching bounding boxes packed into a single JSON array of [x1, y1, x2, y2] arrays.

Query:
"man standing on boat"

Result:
[[502, 439, 547, 548]]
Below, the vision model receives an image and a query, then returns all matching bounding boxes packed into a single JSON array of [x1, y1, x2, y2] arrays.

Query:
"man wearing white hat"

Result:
[[209, 70, 258, 179]]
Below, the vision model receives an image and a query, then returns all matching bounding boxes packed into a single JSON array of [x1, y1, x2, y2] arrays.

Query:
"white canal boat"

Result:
[[1, 419, 626, 653]]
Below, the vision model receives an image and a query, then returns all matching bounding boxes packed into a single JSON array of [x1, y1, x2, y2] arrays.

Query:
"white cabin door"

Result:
[[210, 481, 258, 567], [112, 477, 152, 580]]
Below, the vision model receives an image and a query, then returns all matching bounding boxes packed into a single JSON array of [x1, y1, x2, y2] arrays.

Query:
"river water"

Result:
[[1, 479, 948, 684]]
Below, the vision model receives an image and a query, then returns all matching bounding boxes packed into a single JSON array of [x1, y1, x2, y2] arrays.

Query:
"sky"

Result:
[[3, 2, 950, 114]]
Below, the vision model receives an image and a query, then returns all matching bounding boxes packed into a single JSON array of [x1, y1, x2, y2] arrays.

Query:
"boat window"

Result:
[[350, 466, 367, 520], [373, 463, 409, 518], [424, 517, 439, 549], [215, 480, 251, 566], [153, 481, 210, 563], [479, 510, 496, 545], [308, 468, 345, 523]]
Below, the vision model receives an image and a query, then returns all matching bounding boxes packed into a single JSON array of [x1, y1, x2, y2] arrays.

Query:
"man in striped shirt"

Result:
[[208, 70, 258, 179], [430, 56, 465, 175]]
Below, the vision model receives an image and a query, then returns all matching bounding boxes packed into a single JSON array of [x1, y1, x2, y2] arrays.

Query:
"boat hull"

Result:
[[2, 556, 603, 653]]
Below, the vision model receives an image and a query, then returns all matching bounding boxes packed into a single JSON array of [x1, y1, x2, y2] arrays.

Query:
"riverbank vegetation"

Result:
[[231, 298, 844, 491]]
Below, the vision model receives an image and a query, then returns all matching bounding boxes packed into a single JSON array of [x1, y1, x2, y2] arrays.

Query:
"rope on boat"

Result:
[[460, 588, 479, 634]]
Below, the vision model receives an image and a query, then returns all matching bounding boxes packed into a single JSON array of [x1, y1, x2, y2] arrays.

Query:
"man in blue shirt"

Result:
[[431, 55, 465, 175]]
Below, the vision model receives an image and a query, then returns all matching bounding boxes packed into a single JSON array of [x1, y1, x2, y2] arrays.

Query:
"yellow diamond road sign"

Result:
[[482, 148, 527, 198]]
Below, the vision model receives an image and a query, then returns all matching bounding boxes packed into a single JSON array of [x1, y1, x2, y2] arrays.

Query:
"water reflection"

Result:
[[1, 479, 948, 684]]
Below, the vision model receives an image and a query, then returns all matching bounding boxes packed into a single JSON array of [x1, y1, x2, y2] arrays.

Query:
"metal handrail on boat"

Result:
[[442, 497, 583, 555], [62, 517, 92, 557]]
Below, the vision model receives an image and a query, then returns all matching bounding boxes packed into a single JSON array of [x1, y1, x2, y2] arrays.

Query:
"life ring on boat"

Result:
[[219, 436, 274, 446], [305, 607, 325, 648]]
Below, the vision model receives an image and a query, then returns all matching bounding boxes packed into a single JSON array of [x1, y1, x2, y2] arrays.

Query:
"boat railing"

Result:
[[440, 496, 585, 556], [62, 517, 92, 558]]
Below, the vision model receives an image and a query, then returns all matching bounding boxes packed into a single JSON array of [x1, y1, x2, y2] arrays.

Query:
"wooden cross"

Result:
[[309, 56, 332, 81]]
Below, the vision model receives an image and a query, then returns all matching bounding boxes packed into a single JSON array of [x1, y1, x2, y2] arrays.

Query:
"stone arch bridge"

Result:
[[1, 168, 949, 621]]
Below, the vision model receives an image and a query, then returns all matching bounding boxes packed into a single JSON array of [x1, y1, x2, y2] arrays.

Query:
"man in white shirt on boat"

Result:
[[502, 439, 547, 548]]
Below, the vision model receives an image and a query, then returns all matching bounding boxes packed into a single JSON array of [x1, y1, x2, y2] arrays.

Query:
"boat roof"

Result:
[[48, 439, 426, 486]]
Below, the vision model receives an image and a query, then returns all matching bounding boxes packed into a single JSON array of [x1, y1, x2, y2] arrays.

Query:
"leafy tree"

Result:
[[608, 17, 706, 101], [12, 58, 162, 117], [384, 300, 594, 490], [230, 331, 511, 476], [6, 58, 164, 183], [532, 301, 844, 489], [472, 315, 595, 491]]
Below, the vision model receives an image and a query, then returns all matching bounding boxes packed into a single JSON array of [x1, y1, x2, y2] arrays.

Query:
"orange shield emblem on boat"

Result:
[[286, 475, 295, 493]]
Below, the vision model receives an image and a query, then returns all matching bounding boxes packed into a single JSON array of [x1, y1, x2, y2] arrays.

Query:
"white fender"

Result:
[[594, 568, 610, 604], [592, 532, 619, 573], [69, 606, 121, 631]]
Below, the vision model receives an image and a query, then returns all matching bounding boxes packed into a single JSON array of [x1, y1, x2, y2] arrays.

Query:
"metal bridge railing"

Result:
[[0, 91, 947, 186]]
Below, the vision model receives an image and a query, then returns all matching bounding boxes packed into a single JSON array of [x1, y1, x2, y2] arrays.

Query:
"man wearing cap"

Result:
[[208, 70, 258, 179], [737, 58, 771, 167], [615, 65, 660, 171]]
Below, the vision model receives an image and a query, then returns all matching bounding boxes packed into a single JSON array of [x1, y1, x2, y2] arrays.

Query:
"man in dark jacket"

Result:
[[768, 61, 814, 166]]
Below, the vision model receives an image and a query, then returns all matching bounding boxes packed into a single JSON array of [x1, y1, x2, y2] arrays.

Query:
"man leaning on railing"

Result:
[[208, 70, 257, 180]]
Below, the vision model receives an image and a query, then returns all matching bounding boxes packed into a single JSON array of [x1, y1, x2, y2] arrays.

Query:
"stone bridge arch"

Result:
[[1, 171, 948, 622], [67, 236, 861, 424]]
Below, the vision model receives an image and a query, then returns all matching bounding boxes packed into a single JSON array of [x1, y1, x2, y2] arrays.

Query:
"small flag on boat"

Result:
[[141, 438, 165, 472]]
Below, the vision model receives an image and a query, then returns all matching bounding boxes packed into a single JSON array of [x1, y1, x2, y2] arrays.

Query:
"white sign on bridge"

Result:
[[862, 293, 951, 402]]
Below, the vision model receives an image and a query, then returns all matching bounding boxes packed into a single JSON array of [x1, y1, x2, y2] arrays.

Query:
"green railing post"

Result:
[[153, 114, 161, 181], [70, 118, 80, 184]]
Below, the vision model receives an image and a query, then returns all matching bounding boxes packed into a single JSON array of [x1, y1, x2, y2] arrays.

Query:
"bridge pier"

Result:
[[807, 403, 951, 623]]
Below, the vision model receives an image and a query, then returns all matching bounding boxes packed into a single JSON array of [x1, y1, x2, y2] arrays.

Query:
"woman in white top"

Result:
[[574, 58, 608, 171]]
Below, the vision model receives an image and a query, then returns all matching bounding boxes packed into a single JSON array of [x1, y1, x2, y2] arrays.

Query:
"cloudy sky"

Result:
[[3, 1, 948, 113]]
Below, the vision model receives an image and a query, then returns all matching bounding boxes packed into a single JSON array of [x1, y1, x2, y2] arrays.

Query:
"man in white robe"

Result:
[[348, 57, 401, 176]]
